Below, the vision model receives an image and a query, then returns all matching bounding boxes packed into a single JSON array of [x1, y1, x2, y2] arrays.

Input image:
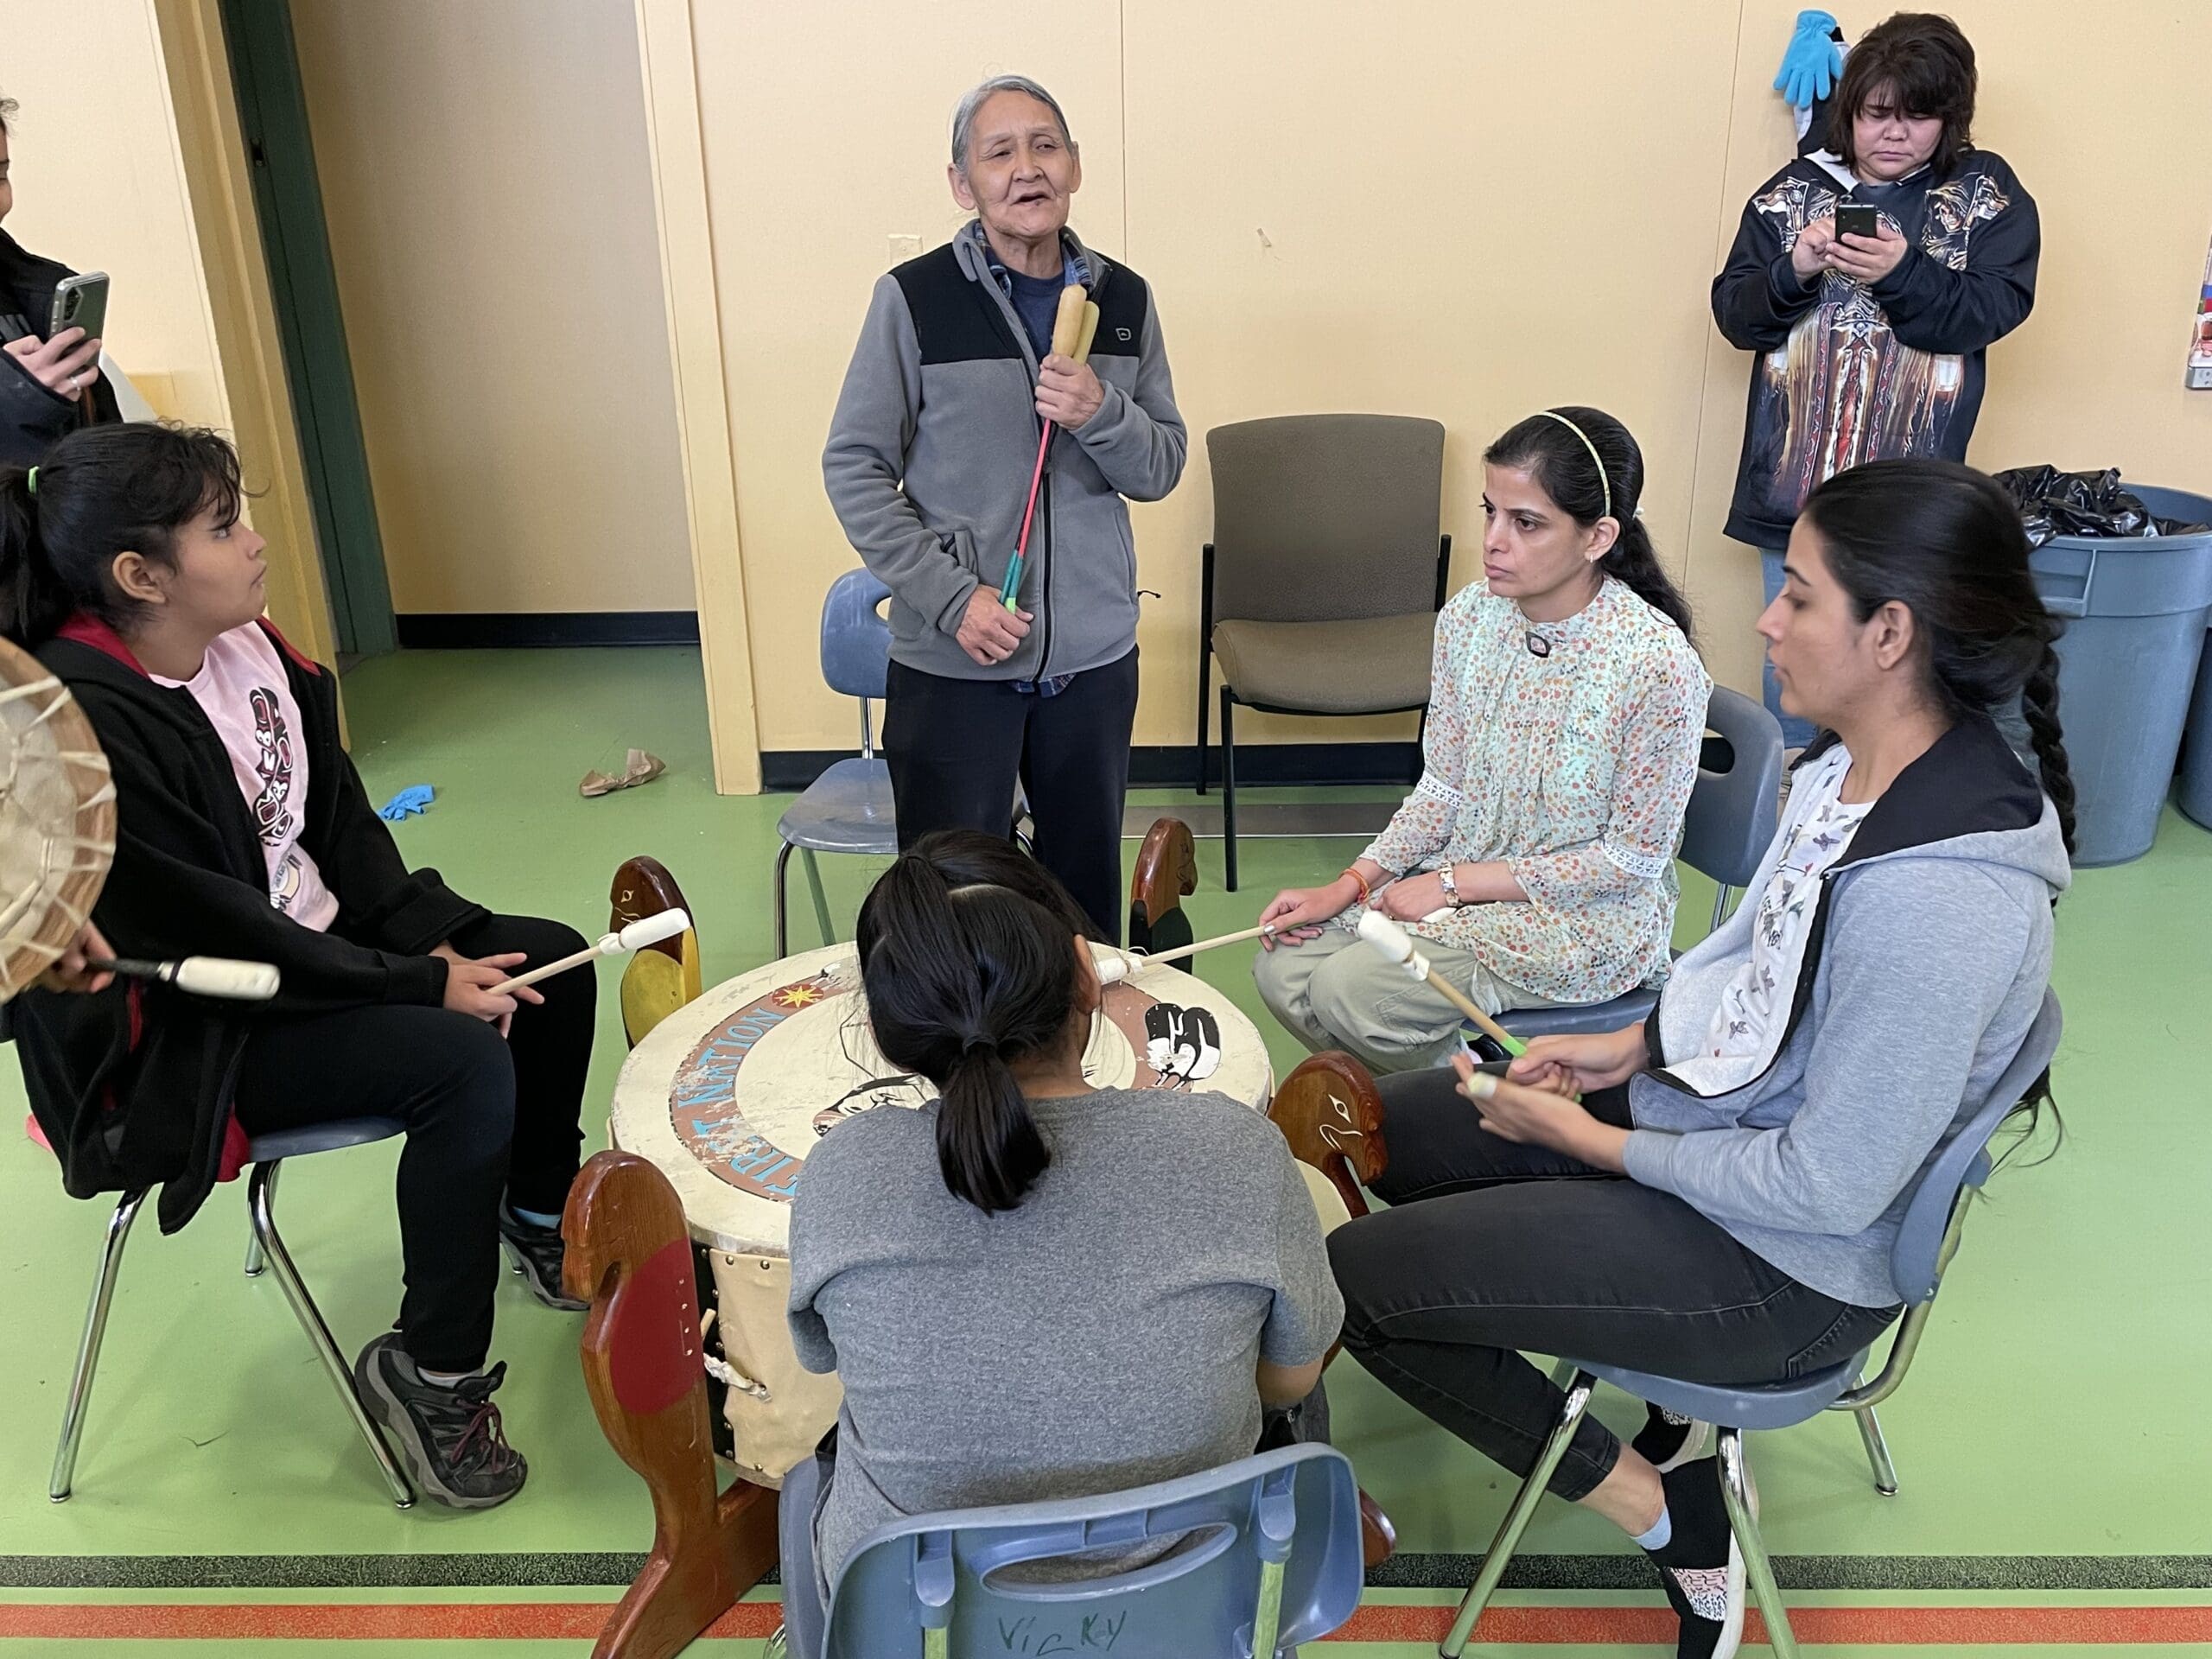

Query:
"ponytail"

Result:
[[1484, 405, 1694, 641], [0, 423, 245, 648], [0, 465, 69, 645], [856, 837, 1092, 1212], [1598, 514, 1694, 640]]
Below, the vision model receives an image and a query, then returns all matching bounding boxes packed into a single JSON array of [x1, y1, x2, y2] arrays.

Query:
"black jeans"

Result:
[[1330, 1070, 1898, 1500], [232, 912, 594, 1373], [883, 650, 1139, 944]]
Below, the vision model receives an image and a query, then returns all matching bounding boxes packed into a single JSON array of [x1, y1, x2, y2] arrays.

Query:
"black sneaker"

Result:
[[1632, 1403, 1713, 1473], [498, 1199, 588, 1311], [1644, 1459, 1745, 1659], [353, 1333, 528, 1510]]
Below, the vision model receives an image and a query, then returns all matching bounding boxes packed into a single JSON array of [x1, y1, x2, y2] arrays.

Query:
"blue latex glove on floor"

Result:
[[378, 784, 435, 822], [1775, 10, 1842, 110]]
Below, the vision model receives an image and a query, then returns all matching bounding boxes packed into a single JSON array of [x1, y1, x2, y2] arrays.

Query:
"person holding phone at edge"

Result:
[[0, 95, 116, 469], [1713, 12, 2037, 749], [823, 75, 1185, 944]]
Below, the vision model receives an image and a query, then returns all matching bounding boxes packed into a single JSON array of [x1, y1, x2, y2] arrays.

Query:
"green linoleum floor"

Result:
[[2, 645, 2207, 1656]]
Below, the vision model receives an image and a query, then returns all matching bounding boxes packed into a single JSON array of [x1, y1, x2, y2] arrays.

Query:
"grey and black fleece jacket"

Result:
[[823, 222, 1186, 683]]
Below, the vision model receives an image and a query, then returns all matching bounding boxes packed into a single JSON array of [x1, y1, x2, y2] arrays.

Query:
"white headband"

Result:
[[1535, 410, 1611, 521]]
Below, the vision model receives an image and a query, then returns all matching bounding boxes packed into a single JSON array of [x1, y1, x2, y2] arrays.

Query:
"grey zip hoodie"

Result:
[[1624, 716, 2069, 1308], [823, 223, 1186, 683]]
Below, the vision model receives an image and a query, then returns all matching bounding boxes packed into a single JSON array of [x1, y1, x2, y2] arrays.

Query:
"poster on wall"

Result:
[[2190, 232, 2212, 391]]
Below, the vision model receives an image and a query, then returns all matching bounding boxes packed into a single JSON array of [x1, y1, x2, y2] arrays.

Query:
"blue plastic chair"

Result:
[[1440, 989, 2063, 1659], [772, 1444, 1363, 1659], [49, 1116, 416, 1507], [775, 569, 1030, 957], [774, 569, 898, 958], [1498, 684, 1784, 1042]]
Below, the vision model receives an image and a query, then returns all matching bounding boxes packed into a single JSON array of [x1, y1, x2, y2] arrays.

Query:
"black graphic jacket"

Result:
[[10, 617, 486, 1232], [0, 228, 118, 469], [1712, 148, 2038, 548]]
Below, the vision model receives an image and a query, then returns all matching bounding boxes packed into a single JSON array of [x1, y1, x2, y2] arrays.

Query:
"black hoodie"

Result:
[[0, 228, 118, 469], [10, 617, 483, 1232], [1711, 148, 2038, 549]]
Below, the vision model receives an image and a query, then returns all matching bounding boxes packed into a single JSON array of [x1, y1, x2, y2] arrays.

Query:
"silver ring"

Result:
[[66, 372, 80, 391]]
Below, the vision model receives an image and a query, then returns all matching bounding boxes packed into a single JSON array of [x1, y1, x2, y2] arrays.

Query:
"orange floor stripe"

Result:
[[0, 1600, 2207, 1643]]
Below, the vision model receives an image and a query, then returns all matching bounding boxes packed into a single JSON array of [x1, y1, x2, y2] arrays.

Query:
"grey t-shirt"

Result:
[[786, 1086, 1343, 1593]]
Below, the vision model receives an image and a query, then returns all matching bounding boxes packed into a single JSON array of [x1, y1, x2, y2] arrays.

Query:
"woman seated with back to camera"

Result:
[[780, 830, 1341, 1630]]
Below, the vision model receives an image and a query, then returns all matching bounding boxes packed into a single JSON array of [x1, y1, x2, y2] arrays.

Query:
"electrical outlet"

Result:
[[2190, 363, 2212, 391], [888, 233, 922, 260]]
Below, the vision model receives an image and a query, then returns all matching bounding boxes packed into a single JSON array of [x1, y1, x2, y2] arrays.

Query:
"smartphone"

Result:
[[1834, 202, 1878, 241], [48, 271, 110, 343]]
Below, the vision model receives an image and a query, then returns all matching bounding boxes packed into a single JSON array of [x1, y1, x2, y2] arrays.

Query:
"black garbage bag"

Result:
[[1994, 466, 2212, 550]]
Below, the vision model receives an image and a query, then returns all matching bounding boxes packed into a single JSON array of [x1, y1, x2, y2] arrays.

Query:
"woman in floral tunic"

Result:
[[1255, 408, 1710, 1072]]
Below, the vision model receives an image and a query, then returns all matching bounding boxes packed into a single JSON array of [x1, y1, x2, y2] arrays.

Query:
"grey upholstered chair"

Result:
[[1197, 415, 1449, 890]]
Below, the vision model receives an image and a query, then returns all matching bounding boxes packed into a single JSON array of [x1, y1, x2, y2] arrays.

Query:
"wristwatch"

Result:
[[1439, 864, 1462, 906]]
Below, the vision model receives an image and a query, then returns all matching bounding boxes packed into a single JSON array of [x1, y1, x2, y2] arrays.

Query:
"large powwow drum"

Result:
[[607, 940, 1274, 1485]]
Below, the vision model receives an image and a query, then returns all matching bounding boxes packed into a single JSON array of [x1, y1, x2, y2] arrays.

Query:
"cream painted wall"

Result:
[[695, 0, 2212, 754], [292, 0, 694, 615], [1122, 0, 1738, 746]]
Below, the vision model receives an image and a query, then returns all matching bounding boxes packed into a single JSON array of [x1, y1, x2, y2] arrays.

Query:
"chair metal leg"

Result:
[[50, 1189, 148, 1503], [246, 1162, 416, 1509], [1196, 644, 1211, 796], [1718, 1430, 1798, 1659], [1439, 1369, 1595, 1657], [1220, 689, 1239, 893], [773, 841, 795, 960], [1852, 1380, 1899, 1497], [801, 849, 835, 946], [242, 1162, 279, 1277]]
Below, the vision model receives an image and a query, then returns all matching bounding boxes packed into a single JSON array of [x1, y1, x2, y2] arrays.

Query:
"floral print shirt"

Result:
[[1358, 578, 1711, 1003]]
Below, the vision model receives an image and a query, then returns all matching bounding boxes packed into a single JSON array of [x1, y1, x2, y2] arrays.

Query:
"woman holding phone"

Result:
[[0, 95, 115, 469], [1712, 11, 2036, 747]]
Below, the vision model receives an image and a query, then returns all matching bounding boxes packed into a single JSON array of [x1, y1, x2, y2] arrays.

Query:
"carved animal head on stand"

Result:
[[1268, 1052, 1390, 1221], [609, 856, 703, 1047], [1128, 817, 1198, 955]]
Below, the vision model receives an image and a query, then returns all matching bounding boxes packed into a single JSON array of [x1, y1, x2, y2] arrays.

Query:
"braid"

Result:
[[2020, 639, 2076, 858]]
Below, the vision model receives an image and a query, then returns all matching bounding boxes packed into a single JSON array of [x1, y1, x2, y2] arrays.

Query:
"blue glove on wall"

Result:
[[1775, 10, 1843, 110], [377, 784, 435, 821]]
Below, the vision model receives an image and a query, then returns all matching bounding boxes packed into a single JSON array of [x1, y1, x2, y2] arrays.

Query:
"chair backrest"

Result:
[[1680, 685, 1785, 891], [1890, 989, 2063, 1306], [1208, 415, 1445, 625], [823, 1445, 1362, 1659], [822, 567, 893, 702]]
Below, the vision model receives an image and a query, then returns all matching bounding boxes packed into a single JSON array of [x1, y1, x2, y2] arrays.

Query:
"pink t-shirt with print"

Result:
[[153, 624, 340, 932]]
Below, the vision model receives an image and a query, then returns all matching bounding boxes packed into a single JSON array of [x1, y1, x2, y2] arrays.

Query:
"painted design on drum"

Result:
[[1142, 1002, 1222, 1088], [670, 969, 1193, 1204]]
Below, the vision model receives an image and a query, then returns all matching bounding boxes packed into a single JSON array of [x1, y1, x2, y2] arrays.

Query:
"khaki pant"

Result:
[[1254, 925, 1560, 1074]]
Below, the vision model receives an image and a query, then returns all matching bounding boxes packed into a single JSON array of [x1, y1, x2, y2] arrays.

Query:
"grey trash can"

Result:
[[2031, 484, 2212, 867], [2186, 645, 2212, 830]]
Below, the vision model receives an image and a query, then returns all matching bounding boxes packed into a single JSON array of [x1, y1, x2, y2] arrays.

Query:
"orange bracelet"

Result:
[[1340, 867, 1371, 907]]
